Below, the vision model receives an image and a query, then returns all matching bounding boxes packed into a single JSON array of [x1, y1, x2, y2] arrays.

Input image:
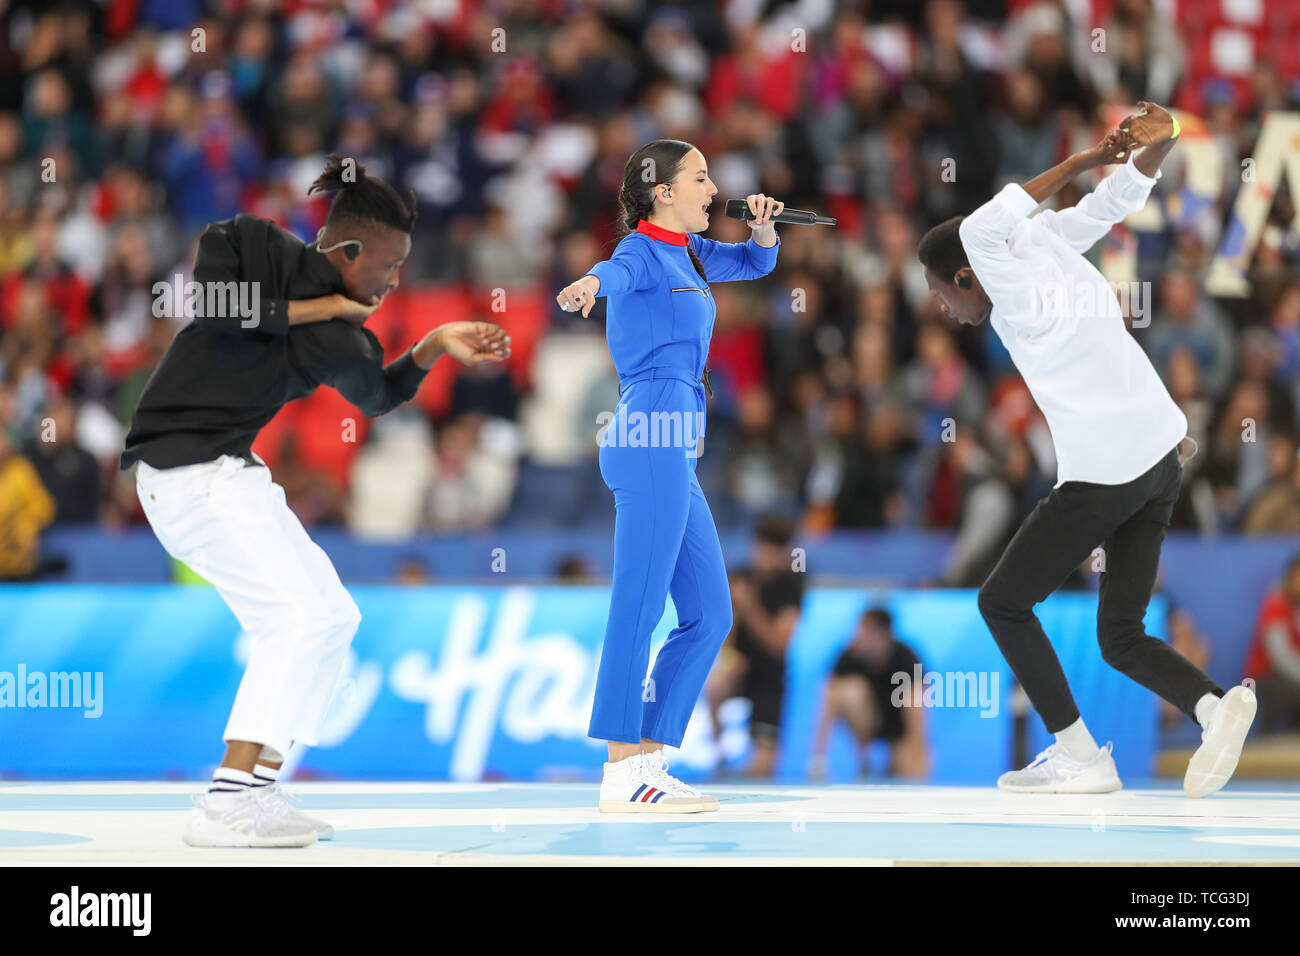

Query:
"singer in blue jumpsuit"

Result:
[[585, 218, 780, 746]]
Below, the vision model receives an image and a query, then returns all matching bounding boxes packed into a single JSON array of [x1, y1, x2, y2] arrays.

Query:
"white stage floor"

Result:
[[2, 781, 1298, 866]]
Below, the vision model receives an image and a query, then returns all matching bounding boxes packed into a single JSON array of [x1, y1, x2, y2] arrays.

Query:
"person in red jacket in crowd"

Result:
[[1244, 554, 1300, 735]]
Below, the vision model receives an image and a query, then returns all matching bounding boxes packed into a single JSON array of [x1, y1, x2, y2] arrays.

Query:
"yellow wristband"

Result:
[[1169, 114, 1181, 140]]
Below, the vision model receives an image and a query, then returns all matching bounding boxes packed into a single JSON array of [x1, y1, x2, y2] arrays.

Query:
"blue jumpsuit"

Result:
[[585, 218, 781, 745]]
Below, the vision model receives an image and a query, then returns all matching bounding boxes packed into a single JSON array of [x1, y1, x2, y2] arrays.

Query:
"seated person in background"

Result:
[[1245, 553, 1300, 735], [707, 514, 805, 778], [0, 424, 56, 581], [810, 608, 930, 779]]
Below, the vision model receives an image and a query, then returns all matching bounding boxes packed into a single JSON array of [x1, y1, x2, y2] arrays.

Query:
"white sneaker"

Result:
[[1185, 685, 1257, 798], [182, 789, 318, 847], [253, 784, 334, 840], [997, 741, 1122, 793], [598, 750, 720, 813]]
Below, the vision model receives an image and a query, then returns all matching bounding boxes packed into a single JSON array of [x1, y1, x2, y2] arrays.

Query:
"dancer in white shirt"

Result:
[[916, 103, 1255, 797]]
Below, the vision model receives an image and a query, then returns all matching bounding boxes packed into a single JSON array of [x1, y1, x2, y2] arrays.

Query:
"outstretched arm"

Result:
[[411, 321, 511, 370], [957, 127, 1140, 329], [554, 241, 654, 318], [302, 321, 511, 418]]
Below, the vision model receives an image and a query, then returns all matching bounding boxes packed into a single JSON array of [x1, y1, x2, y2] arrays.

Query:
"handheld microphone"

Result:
[[724, 199, 836, 226]]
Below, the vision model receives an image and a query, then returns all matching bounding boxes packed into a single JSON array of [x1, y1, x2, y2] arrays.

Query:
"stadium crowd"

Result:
[[1, 0, 1299, 589]]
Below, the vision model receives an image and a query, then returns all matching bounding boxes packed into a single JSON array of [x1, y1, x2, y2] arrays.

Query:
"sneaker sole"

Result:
[[997, 777, 1122, 794], [598, 800, 719, 814], [1184, 686, 1257, 798], [182, 828, 317, 848]]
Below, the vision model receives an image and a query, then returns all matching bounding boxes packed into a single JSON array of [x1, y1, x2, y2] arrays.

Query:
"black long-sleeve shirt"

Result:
[[120, 214, 428, 470]]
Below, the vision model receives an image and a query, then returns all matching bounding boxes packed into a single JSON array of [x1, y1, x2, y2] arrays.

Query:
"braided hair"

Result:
[[615, 139, 714, 396], [309, 154, 418, 234], [615, 139, 708, 283]]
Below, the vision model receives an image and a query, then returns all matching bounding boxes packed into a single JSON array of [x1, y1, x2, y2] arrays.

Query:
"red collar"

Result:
[[636, 219, 689, 246]]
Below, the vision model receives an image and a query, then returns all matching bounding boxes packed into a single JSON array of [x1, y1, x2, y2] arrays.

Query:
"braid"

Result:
[[685, 245, 706, 283]]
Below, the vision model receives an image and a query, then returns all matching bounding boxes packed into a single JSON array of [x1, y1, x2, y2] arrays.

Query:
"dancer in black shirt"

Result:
[[125, 156, 509, 847]]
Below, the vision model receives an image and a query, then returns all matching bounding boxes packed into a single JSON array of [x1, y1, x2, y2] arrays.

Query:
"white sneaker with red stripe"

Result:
[[598, 750, 720, 813]]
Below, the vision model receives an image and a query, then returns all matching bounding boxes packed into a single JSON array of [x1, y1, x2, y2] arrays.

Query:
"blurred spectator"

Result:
[[552, 554, 594, 583], [350, 411, 436, 540], [1145, 266, 1236, 401], [26, 393, 99, 524], [806, 392, 905, 529], [810, 607, 929, 779], [939, 429, 1027, 587], [722, 386, 800, 518], [1244, 554, 1300, 735], [1205, 379, 1275, 525], [1083, 0, 1185, 105], [707, 514, 805, 777], [424, 414, 517, 532], [0, 419, 56, 580], [393, 554, 434, 586], [1241, 432, 1300, 534], [994, 70, 1060, 187]]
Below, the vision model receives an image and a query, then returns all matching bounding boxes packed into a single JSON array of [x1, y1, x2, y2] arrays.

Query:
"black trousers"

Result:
[[978, 445, 1222, 733]]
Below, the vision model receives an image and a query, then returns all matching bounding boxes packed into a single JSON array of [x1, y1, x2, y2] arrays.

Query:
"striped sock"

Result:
[[208, 766, 254, 796], [252, 763, 281, 789]]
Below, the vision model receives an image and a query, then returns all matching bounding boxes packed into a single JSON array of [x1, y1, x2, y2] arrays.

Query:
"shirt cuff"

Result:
[[585, 262, 618, 297], [259, 297, 290, 335], [1115, 152, 1161, 190], [749, 232, 780, 265], [388, 346, 431, 400], [999, 182, 1041, 220]]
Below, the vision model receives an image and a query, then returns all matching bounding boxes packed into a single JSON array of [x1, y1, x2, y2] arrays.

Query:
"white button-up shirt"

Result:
[[959, 155, 1187, 486]]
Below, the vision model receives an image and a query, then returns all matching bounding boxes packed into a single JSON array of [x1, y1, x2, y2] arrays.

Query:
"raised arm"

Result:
[[1034, 104, 1178, 253], [1032, 156, 1160, 253], [958, 129, 1134, 328], [689, 232, 780, 283]]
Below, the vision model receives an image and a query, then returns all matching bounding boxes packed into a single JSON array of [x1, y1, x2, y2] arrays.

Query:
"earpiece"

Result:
[[957, 274, 972, 290], [316, 227, 364, 260]]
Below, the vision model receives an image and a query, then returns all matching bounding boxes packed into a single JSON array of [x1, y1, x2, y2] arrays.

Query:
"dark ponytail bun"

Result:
[[309, 153, 418, 234]]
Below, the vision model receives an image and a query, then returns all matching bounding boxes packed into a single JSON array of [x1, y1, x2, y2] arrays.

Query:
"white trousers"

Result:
[[136, 454, 361, 762]]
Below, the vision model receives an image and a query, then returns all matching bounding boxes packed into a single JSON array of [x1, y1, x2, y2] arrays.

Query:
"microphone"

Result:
[[724, 199, 836, 226]]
